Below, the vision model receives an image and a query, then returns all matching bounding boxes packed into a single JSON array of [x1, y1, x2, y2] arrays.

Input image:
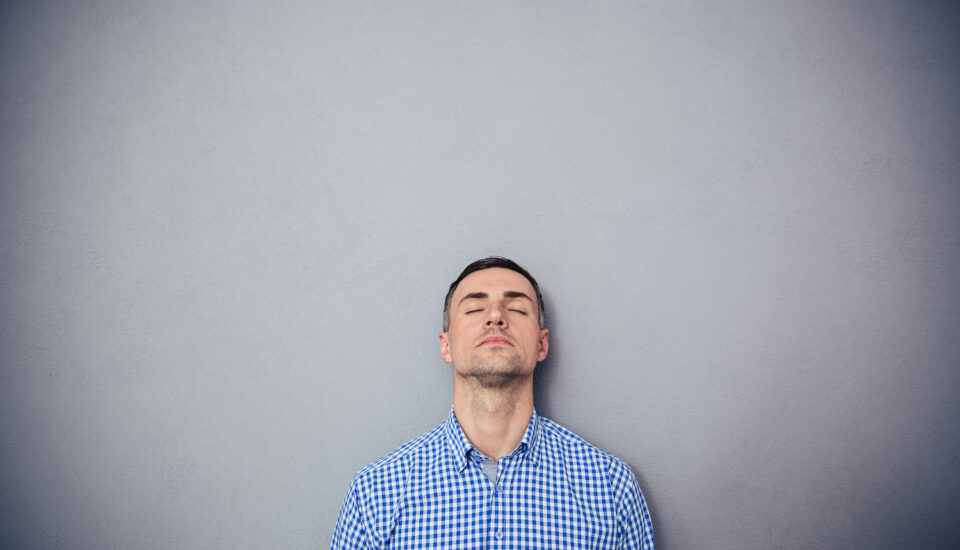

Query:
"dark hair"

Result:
[[442, 257, 545, 331]]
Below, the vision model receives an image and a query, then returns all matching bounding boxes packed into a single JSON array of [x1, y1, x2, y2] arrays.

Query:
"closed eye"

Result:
[[465, 309, 482, 314], [508, 309, 527, 314]]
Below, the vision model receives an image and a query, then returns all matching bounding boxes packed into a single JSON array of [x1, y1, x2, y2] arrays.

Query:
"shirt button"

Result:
[[495, 530, 503, 540]]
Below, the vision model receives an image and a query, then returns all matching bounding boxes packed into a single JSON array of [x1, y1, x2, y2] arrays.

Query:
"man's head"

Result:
[[442, 257, 545, 332], [439, 257, 549, 388]]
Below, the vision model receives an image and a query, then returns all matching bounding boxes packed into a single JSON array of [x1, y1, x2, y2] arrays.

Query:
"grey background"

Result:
[[2, 1, 958, 549]]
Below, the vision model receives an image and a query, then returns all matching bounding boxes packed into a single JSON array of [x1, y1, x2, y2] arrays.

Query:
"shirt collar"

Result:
[[443, 406, 542, 472]]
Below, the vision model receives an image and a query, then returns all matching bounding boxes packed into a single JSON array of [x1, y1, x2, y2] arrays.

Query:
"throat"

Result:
[[453, 394, 533, 462]]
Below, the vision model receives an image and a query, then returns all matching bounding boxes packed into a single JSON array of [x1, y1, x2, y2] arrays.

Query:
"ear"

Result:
[[536, 329, 549, 362], [438, 332, 453, 363]]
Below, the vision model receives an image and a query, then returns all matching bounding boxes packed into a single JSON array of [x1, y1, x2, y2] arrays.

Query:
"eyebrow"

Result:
[[458, 291, 534, 306]]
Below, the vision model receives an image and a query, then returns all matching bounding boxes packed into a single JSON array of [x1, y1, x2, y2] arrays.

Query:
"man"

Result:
[[332, 257, 654, 549]]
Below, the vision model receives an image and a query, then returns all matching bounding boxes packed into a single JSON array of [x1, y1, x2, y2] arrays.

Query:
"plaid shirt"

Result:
[[331, 408, 654, 549]]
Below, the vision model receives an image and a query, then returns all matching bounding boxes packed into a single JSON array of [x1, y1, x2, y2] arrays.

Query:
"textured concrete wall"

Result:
[[2, 2, 958, 548]]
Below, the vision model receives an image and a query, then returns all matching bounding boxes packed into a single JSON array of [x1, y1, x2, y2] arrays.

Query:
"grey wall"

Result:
[[2, 1, 958, 548]]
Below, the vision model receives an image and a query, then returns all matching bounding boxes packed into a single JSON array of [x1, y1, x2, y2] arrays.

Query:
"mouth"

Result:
[[478, 336, 514, 347]]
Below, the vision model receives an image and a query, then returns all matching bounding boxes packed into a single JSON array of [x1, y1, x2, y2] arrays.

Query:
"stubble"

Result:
[[463, 349, 529, 389]]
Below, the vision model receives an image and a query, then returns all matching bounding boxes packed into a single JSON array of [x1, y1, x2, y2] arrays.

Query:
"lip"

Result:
[[478, 336, 514, 347]]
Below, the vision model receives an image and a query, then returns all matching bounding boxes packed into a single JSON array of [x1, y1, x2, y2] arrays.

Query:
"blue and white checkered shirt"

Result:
[[331, 408, 654, 549]]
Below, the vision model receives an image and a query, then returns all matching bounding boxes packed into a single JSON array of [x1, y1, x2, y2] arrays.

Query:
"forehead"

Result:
[[453, 268, 536, 301]]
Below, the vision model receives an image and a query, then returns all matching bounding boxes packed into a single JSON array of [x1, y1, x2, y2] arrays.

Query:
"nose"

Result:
[[485, 303, 506, 327]]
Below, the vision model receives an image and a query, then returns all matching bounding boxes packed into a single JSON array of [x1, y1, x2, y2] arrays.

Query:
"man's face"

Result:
[[439, 267, 549, 388]]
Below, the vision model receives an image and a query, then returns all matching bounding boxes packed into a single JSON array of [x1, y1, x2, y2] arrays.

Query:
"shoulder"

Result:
[[350, 421, 446, 488], [537, 416, 642, 501], [538, 416, 629, 470], [333, 422, 449, 548], [539, 417, 655, 547]]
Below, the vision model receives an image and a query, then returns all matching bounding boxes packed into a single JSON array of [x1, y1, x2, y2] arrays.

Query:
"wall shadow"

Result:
[[532, 294, 559, 419]]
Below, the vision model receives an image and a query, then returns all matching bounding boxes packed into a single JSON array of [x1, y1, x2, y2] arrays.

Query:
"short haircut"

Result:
[[442, 257, 545, 331]]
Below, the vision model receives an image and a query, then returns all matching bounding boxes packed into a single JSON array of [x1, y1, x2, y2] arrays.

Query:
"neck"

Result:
[[452, 375, 534, 461]]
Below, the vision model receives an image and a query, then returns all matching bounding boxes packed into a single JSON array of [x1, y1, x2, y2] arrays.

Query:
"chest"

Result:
[[384, 463, 619, 550]]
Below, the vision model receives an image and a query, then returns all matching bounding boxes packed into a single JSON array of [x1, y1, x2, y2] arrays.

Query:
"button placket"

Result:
[[485, 457, 501, 544], [490, 457, 509, 543]]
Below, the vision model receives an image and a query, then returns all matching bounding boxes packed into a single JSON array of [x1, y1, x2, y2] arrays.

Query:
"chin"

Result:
[[459, 357, 533, 386], [474, 373, 524, 389]]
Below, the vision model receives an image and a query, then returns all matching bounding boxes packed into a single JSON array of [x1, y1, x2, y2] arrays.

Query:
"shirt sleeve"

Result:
[[330, 477, 371, 550], [608, 458, 655, 550]]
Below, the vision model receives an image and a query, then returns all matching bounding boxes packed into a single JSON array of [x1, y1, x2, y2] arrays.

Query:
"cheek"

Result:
[[447, 333, 468, 353]]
